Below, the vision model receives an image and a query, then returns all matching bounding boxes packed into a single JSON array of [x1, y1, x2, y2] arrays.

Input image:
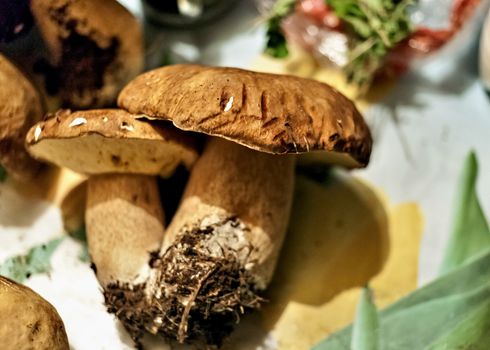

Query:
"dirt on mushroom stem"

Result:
[[105, 137, 295, 347], [105, 224, 263, 348]]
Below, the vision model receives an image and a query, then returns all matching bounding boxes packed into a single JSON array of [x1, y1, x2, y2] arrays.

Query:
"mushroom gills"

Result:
[[144, 137, 295, 345], [28, 133, 194, 177]]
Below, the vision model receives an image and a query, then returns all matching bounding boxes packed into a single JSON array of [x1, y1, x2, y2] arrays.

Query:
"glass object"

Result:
[[256, 0, 487, 76], [142, 0, 238, 28], [480, 7, 490, 90]]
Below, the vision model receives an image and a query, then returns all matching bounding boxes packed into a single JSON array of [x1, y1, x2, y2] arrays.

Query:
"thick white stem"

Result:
[[163, 137, 296, 288], [86, 174, 165, 287]]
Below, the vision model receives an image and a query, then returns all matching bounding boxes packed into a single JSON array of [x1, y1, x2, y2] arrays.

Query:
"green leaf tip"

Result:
[[0, 238, 63, 283], [0, 165, 7, 183], [70, 225, 87, 242], [352, 287, 379, 350], [78, 244, 90, 263], [263, 0, 295, 59], [439, 150, 490, 276], [313, 150, 490, 350], [313, 250, 490, 349], [67, 226, 90, 263]]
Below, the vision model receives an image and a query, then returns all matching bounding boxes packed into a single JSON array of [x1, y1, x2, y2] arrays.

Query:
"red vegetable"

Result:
[[385, 0, 481, 76], [292, 0, 481, 79], [298, 0, 342, 30]]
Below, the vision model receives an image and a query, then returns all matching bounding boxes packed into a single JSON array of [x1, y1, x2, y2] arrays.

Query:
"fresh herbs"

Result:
[[313, 151, 490, 350], [0, 238, 63, 283], [264, 0, 296, 58], [264, 0, 415, 91], [0, 165, 7, 182], [326, 0, 414, 91]]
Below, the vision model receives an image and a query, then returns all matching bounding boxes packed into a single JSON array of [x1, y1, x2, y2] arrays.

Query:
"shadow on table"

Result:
[[225, 171, 390, 348], [381, 25, 480, 111], [365, 39, 482, 164], [0, 166, 61, 227]]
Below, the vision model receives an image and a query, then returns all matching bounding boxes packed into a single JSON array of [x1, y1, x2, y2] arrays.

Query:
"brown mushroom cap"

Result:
[[31, 0, 143, 108], [0, 54, 44, 180], [0, 276, 69, 350], [26, 109, 198, 177], [118, 64, 372, 167]]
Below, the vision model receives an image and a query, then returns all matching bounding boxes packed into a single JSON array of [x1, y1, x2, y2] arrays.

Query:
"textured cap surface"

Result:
[[0, 54, 44, 180], [0, 276, 69, 350], [26, 109, 198, 177], [118, 64, 372, 167]]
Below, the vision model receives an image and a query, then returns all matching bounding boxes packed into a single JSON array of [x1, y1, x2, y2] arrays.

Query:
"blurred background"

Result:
[[1, 1, 490, 349]]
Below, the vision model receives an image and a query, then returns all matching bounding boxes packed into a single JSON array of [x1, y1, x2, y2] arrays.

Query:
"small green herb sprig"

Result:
[[327, 0, 415, 92], [264, 0, 296, 58], [264, 0, 415, 92], [0, 238, 63, 283]]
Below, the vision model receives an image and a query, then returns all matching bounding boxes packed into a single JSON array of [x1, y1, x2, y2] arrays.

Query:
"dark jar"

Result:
[[142, 0, 238, 28]]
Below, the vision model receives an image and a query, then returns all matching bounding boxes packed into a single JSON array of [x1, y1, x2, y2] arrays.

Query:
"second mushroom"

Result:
[[26, 109, 198, 298]]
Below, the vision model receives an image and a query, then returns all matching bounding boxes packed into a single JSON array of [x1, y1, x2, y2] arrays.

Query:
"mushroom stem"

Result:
[[148, 137, 295, 345], [86, 174, 165, 287]]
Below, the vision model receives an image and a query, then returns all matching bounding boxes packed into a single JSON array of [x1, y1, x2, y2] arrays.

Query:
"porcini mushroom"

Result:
[[116, 64, 372, 346], [25, 109, 198, 294], [0, 54, 44, 181], [30, 0, 144, 108], [0, 276, 69, 350]]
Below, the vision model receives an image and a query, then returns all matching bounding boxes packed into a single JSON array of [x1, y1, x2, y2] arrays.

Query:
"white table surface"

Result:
[[1, 1, 490, 349]]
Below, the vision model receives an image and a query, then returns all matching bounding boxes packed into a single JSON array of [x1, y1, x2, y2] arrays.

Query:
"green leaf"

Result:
[[160, 49, 173, 67], [326, 0, 414, 91], [70, 225, 87, 242], [68, 225, 90, 263], [313, 151, 490, 350], [351, 287, 379, 350], [270, 0, 297, 17], [344, 16, 374, 38], [78, 244, 90, 263], [379, 286, 490, 349], [262, 0, 415, 89], [363, 0, 385, 12], [265, 33, 289, 58], [0, 238, 63, 283], [428, 299, 490, 350], [313, 249, 490, 350], [263, 0, 296, 58], [0, 256, 29, 282], [0, 165, 7, 182], [439, 151, 490, 275]]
